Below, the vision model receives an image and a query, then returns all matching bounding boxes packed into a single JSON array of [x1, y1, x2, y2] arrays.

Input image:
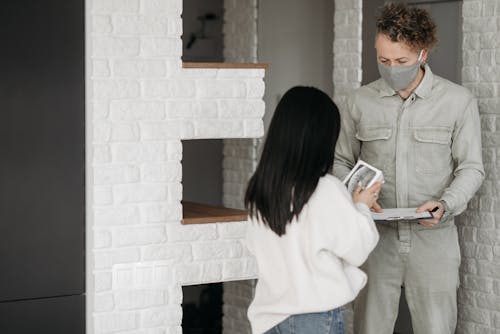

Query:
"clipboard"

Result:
[[371, 208, 433, 223]]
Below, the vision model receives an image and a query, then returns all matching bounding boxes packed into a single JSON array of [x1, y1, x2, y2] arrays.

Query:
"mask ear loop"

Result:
[[418, 50, 425, 66]]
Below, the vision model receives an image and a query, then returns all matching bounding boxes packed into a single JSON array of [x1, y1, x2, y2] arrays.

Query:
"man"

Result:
[[333, 3, 484, 333]]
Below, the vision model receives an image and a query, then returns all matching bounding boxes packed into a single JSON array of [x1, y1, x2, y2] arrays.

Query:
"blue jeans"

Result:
[[264, 307, 345, 334]]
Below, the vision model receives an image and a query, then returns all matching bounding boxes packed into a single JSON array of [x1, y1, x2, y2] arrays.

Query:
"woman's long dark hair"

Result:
[[245, 86, 340, 236]]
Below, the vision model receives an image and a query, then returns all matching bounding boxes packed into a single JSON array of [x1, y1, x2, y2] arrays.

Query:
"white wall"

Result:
[[222, 0, 260, 211], [457, 0, 500, 332], [182, 0, 225, 207], [258, 0, 334, 129], [222, 1, 260, 333], [223, 0, 258, 64], [87, 0, 264, 332], [332, 2, 362, 332]]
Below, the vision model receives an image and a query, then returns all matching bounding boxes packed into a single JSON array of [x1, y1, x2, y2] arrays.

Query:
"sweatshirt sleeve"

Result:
[[309, 177, 379, 267]]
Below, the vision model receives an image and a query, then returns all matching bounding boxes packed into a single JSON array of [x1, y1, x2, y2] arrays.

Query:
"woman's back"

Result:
[[246, 174, 379, 334], [244, 86, 381, 334]]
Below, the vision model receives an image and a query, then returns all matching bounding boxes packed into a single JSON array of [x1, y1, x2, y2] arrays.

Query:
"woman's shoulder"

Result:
[[314, 174, 349, 199], [320, 173, 344, 186]]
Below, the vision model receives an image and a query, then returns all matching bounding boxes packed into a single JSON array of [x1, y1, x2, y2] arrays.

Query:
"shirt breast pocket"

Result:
[[355, 126, 393, 169], [413, 127, 453, 175]]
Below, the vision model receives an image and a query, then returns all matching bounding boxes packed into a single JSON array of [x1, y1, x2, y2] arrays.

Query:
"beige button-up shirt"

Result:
[[333, 64, 484, 219]]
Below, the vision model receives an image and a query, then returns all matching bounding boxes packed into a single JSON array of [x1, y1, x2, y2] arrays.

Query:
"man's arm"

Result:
[[332, 97, 361, 180], [440, 97, 485, 218]]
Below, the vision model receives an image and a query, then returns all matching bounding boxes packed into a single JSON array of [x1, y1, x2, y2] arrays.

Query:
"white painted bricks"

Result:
[[333, 0, 363, 114], [223, 0, 258, 63], [223, 280, 256, 334], [221, 1, 260, 333], [458, 1, 500, 333], [89, 0, 264, 332], [332, 1, 363, 333]]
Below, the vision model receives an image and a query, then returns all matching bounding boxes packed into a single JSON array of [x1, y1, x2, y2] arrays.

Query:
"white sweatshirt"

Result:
[[245, 174, 379, 334]]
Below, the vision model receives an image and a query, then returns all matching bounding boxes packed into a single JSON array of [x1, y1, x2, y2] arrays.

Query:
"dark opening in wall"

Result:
[[181, 139, 248, 225], [182, 283, 223, 334], [182, 0, 224, 62], [182, 139, 223, 207]]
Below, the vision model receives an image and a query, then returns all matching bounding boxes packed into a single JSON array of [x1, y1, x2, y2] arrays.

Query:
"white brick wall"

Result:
[[87, 0, 264, 332], [222, 280, 257, 334], [222, 1, 260, 333], [222, 139, 260, 210], [332, 1, 363, 333], [458, 1, 500, 333], [222, 0, 260, 209], [223, 0, 258, 63], [333, 0, 362, 111]]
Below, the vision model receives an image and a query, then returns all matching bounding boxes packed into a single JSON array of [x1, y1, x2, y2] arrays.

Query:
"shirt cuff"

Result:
[[438, 199, 452, 222], [355, 202, 371, 214], [439, 199, 449, 212]]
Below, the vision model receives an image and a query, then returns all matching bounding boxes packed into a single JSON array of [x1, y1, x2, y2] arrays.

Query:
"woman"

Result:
[[333, 3, 484, 334], [245, 86, 381, 334]]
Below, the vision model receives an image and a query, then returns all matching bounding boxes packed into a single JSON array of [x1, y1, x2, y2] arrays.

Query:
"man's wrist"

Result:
[[438, 199, 452, 222], [438, 199, 449, 212]]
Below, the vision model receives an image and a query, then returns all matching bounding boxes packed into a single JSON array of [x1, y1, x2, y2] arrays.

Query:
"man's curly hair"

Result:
[[376, 2, 437, 51]]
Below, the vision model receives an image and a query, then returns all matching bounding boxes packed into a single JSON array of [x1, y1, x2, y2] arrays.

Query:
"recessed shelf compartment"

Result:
[[182, 201, 248, 224]]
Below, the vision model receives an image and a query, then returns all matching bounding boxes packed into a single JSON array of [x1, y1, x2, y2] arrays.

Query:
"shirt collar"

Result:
[[413, 63, 433, 99], [377, 77, 397, 97], [377, 63, 434, 99]]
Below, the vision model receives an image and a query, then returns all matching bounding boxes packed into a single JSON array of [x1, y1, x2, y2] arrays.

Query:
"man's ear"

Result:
[[420, 49, 429, 64]]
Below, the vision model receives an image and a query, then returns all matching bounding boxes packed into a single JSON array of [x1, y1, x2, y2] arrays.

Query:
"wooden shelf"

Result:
[[182, 62, 268, 69], [182, 201, 248, 225]]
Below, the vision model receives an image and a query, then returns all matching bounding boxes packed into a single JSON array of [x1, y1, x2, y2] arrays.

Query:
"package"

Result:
[[342, 159, 384, 194]]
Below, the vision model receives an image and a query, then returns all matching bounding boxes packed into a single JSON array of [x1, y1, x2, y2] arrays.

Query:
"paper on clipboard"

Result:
[[371, 208, 433, 222]]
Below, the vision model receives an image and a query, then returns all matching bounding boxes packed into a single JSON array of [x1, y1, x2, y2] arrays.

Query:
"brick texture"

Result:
[[332, 1, 363, 333], [458, 1, 500, 333], [222, 1, 260, 334], [88, 0, 264, 332]]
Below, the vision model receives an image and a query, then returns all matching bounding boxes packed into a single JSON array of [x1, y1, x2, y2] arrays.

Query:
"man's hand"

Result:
[[416, 200, 445, 228]]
